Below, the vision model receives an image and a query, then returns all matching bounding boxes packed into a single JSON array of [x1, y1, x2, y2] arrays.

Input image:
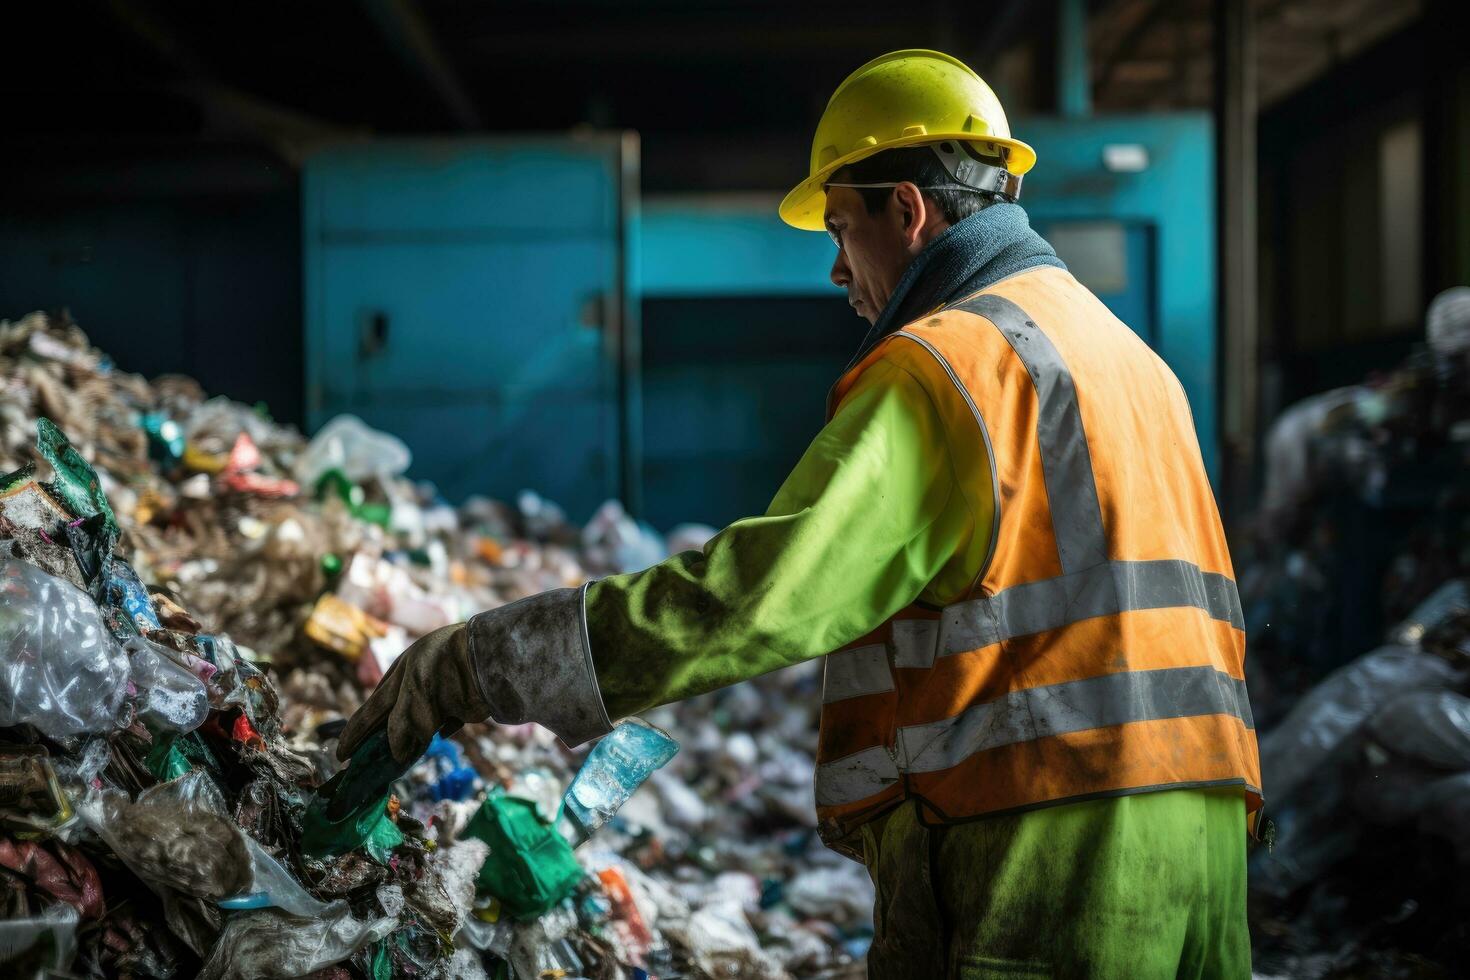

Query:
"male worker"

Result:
[[341, 50, 1262, 977]]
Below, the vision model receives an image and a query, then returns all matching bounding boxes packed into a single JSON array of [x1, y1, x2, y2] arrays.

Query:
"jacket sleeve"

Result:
[[583, 358, 971, 720]]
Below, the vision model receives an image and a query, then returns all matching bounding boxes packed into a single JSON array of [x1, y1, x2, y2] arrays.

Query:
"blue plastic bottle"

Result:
[[558, 719, 679, 848]]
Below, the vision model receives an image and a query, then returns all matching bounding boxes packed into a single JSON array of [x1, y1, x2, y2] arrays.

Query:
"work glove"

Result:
[[336, 623, 488, 766], [336, 586, 614, 767]]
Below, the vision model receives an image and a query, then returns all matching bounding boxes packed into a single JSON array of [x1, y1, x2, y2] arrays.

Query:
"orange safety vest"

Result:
[[814, 266, 1262, 851]]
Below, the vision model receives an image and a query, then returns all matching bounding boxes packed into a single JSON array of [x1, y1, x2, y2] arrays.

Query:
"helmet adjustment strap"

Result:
[[930, 141, 1023, 202], [822, 143, 1024, 203]]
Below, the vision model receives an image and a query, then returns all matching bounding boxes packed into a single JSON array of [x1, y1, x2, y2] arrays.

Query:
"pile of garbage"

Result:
[[0, 311, 873, 979], [1241, 291, 1470, 727], [1249, 581, 1470, 975], [1243, 290, 1470, 976]]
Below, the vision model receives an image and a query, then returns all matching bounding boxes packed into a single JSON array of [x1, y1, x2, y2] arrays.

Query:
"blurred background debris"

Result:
[[1, 0, 1469, 975]]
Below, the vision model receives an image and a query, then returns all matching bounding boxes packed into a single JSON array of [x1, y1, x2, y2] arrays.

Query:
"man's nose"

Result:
[[830, 251, 850, 289]]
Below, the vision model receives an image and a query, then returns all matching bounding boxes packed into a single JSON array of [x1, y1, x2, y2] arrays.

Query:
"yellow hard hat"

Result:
[[779, 49, 1036, 231]]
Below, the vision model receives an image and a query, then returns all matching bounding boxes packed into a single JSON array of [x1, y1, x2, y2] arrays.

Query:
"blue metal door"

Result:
[[1021, 114, 1218, 480], [303, 137, 637, 519]]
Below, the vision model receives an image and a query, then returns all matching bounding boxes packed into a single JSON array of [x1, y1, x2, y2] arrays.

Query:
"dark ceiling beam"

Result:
[[101, 0, 210, 76], [1092, 0, 1177, 100], [358, 0, 482, 130], [459, 25, 936, 59], [99, 0, 357, 162], [973, 0, 1034, 69]]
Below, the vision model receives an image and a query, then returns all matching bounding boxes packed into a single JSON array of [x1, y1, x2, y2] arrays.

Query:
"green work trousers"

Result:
[[860, 789, 1251, 979]]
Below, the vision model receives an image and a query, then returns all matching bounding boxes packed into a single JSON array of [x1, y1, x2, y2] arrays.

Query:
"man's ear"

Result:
[[892, 182, 927, 250]]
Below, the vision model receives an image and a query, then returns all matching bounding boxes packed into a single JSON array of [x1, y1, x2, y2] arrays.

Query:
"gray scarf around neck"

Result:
[[845, 202, 1066, 370]]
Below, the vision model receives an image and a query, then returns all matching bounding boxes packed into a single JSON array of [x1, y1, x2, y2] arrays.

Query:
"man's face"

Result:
[[825, 187, 917, 324]]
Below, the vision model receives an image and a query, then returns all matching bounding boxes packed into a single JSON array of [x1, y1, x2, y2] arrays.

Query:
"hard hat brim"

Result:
[[778, 134, 1037, 231]]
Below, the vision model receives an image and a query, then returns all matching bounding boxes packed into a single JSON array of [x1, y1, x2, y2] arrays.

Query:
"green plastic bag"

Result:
[[301, 730, 409, 864], [144, 735, 192, 782], [314, 469, 391, 528], [300, 789, 404, 864], [464, 794, 583, 920], [36, 418, 117, 538]]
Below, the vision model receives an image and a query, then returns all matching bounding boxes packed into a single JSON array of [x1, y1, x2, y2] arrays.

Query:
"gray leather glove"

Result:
[[464, 584, 613, 748], [336, 586, 614, 765], [336, 623, 487, 765]]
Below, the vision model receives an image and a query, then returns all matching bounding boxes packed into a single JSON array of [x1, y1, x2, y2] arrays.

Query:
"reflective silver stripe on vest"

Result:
[[814, 744, 900, 807], [937, 558, 1243, 654], [956, 294, 1108, 574], [894, 665, 1254, 775], [822, 644, 894, 704]]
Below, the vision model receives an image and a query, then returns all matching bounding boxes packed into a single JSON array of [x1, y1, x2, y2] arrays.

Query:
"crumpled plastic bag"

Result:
[[1367, 690, 1470, 770], [581, 499, 667, 573], [661, 897, 788, 980], [1415, 772, 1470, 861], [84, 772, 253, 901], [406, 836, 486, 938], [295, 415, 411, 487], [197, 902, 394, 980], [84, 769, 329, 921], [1390, 579, 1470, 648], [508, 905, 583, 980], [784, 865, 875, 927], [1252, 646, 1468, 901], [430, 948, 489, 980], [0, 904, 78, 973], [1259, 645, 1466, 801], [1259, 386, 1365, 517], [36, 416, 117, 536], [184, 395, 284, 457], [125, 637, 209, 734], [0, 558, 129, 736], [239, 836, 334, 919]]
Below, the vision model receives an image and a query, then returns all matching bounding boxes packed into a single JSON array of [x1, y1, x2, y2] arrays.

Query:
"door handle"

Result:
[[359, 310, 390, 360]]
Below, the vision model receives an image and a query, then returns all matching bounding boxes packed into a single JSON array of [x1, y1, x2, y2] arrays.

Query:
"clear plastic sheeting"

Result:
[[0, 558, 129, 737], [581, 499, 668, 573], [406, 837, 486, 937], [197, 902, 395, 980], [785, 865, 876, 925], [294, 414, 412, 486], [1367, 690, 1470, 770], [84, 772, 254, 901], [0, 904, 78, 973], [185, 396, 291, 457], [1258, 645, 1466, 802], [663, 898, 788, 980], [238, 836, 334, 919], [507, 905, 580, 980], [434, 947, 491, 980]]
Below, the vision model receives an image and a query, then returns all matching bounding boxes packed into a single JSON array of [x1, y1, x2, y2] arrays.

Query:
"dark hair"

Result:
[[829, 145, 998, 225]]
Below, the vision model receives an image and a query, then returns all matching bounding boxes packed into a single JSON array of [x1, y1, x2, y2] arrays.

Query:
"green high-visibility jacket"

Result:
[[584, 337, 1250, 977]]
